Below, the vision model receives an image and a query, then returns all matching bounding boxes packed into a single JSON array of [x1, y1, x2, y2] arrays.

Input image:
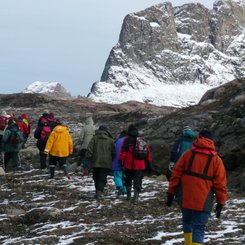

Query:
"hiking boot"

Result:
[[95, 190, 103, 201], [50, 167, 55, 179], [116, 187, 124, 198], [126, 187, 131, 201], [132, 189, 140, 204]]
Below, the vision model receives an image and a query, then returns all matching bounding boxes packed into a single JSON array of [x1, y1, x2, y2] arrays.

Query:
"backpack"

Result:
[[133, 137, 148, 160], [8, 131, 21, 145], [0, 116, 8, 130], [40, 125, 52, 142]]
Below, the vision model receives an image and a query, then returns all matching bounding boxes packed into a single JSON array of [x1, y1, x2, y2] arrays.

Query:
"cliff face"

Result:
[[88, 0, 245, 107]]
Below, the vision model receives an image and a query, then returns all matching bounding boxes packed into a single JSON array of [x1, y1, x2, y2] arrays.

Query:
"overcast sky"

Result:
[[0, 0, 214, 96]]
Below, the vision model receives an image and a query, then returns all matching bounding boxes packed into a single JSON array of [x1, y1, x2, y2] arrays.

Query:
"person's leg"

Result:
[[4, 152, 11, 171], [132, 170, 143, 203], [49, 155, 57, 179], [58, 157, 69, 177], [192, 211, 210, 244], [79, 149, 86, 164], [124, 169, 133, 200], [40, 151, 47, 169], [12, 152, 19, 170], [114, 171, 125, 196], [93, 168, 105, 200], [182, 208, 193, 245]]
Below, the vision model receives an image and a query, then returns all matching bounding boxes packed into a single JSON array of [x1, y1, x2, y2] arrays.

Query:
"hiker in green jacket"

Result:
[[86, 125, 116, 201]]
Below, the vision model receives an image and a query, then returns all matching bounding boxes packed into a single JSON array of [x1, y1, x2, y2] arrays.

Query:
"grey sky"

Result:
[[0, 0, 214, 96]]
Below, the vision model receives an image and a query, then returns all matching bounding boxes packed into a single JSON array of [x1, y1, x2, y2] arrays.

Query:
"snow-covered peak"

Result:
[[23, 81, 71, 96], [88, 0, 245, 107]]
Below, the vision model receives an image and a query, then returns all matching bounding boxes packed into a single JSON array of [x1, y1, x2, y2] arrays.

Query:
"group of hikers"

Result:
[[0, 110, 227, 245], [0, 111, 31, 171]]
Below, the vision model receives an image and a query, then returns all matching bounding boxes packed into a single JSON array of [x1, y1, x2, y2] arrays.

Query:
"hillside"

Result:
[[0, 78, 244, 244]]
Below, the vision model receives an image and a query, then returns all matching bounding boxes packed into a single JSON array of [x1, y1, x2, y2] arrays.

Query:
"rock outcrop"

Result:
[[88, 0, 245, 107]]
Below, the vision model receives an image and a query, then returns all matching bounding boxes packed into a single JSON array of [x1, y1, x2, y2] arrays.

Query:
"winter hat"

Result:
[[128, 124, 137, 132], [127, 124, 138, 137], [119, 130, 127, 138], [1, 111, 7, 117], [183, 125, 191, 131], [199, 129, 213, 140], [42, 112, 49, 118], [99, 124, 108, 131]]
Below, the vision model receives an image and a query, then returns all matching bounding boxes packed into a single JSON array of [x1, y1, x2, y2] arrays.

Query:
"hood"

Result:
[[96, 129, 113, 139], [53, 125, 68, 134], [192, 136, 217, 155], [85, 116, 94, 125], [8, 123, 19, 133], [1, 111, 8, 117], [182, 129, 196, 139]]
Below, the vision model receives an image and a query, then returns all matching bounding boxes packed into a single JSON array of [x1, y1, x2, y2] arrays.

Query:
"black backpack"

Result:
[[133, 137, 148, 160]]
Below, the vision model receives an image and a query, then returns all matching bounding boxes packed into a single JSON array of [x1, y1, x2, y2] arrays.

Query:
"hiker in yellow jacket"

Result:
[[44, 120, 73, 179]]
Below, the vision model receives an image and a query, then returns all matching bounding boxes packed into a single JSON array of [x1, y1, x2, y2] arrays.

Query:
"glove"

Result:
[[215, 203, 223, 218], [169, 162, 175, 172], [43, 149, 49, 155], [166, 193, 175, 207]]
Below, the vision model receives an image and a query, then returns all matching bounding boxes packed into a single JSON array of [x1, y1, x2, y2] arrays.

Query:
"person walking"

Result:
[[112, 130, 127, 197], [44, 120, 73, 179], [167, 126, 196, 180], [21, 113, 31, 142], [2, 119, 24, 171], [34, 120, 52, 169], [166, 129, 227, 245], [0, 111, 9, 164], [86, 125, 116, 201], [79, 116, 97, 175], [118, 124, 152, 203]]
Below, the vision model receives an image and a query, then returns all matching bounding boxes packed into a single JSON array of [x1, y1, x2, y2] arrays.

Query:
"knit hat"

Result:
[[183, 125, 191, 131], [127, 124, 138, 137], [128, 124, 137, 132], [199, 129, 213, 140], [99, 124, 108, 131]]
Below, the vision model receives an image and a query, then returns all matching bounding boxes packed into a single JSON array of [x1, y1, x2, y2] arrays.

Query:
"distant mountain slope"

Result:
[[23, 81, 71, 97], [88, 0, 245, 107]]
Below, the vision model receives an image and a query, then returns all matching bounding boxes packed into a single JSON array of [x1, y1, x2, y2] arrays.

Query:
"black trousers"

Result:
[[4, 152, 19, 171], [124, 169, 143, 191], [93, 168, 111, 192], [39, 151, 47, 169]]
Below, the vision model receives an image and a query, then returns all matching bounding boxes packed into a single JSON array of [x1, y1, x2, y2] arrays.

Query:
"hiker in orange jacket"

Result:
[[167, 129, 227, 245]]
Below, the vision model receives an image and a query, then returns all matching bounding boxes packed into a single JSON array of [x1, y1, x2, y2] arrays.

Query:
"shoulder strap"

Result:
[[184, 151, 213, 180]]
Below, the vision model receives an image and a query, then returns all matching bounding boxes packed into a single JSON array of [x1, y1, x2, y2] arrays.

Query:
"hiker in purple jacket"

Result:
[[112, 130, 127, 197]]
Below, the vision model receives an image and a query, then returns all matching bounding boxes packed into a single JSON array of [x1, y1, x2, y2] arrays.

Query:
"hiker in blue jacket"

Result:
[[112, 130, 127, 197], [167, 126, 196, 180]]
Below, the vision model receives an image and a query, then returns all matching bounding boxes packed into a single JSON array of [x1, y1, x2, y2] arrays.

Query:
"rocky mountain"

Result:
[[23, 81, 71, 98], [88, 0, 245, 107], [0, 78, 244, 244]]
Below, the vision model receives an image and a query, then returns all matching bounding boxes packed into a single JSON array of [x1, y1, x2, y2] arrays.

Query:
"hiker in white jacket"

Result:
[[79, 116, 97, 175]]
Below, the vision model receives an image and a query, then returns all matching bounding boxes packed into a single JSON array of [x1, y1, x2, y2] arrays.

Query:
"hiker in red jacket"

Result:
[[167, 129, 227, 245], [17, 116, 29, 145], [21, 113, 31, 141], [119, 124, 152, 203]]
